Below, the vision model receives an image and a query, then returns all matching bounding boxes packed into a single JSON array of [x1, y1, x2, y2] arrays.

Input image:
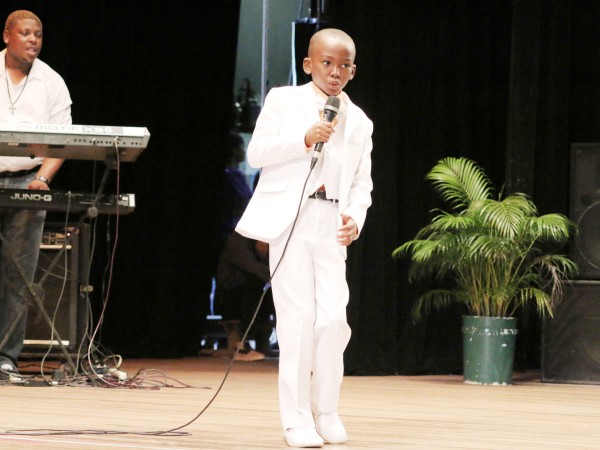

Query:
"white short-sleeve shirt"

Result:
[[0, 48, 72, 171]]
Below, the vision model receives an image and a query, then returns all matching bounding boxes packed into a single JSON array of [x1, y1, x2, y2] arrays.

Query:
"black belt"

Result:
[[308, 190, 338, 203], [0, 167, 37, 178]]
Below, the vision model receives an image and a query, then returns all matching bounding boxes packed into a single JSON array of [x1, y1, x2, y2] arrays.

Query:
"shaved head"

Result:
[[308, 28, 356, 60], [303, 28, 357, 96], [5, 10, 42, 32]]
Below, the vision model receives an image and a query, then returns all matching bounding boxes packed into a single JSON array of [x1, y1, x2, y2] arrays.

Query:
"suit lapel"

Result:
[[339, 97, 362, 208], [296, 83, 319, 124], [344, 96, 359, 146]]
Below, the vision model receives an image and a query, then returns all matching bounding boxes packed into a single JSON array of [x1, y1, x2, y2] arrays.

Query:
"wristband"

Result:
[[34, 176, 50, 184]]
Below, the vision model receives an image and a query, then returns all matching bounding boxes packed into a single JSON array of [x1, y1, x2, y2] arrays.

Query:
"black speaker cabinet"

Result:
[[542, 281, 600, 384], [22, 224, 86, 357], [570, 143, 600, 279]]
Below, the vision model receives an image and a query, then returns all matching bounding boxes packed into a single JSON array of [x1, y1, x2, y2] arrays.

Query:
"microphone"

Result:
[[310, 95, 341, 169]]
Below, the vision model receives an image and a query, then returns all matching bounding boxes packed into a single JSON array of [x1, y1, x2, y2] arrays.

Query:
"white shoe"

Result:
[[283, 427, 324, 448], [315, 414, 347, 444]]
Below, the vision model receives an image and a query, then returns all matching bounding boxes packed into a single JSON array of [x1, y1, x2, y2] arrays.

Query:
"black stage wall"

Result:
[[335, 0, 597, 375], [0, 1, 241, 358], [3, 1, 600, 375]]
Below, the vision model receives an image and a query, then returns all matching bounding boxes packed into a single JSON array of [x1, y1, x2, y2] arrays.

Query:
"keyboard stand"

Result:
[[0, 154, 121, 376]]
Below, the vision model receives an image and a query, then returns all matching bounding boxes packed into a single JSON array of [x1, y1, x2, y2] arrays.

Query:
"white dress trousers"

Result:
[[269, 197, 352, 430]]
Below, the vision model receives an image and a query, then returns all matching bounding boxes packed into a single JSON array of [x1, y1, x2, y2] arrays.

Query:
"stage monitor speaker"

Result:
[[542, 280, 600, 384], [570, 143, 600, 279], [22, 224, 86, 357]]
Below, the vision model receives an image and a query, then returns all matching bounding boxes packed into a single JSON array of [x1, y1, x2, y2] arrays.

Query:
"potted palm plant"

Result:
[[393, 156, 577, 384]]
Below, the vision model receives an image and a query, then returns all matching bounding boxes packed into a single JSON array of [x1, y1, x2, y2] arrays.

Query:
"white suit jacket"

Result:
[[235, 83, 373, 253]]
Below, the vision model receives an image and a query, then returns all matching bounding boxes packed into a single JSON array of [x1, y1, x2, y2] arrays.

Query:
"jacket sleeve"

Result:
[[344, 117, 374, 238], [247, 88, 311, 169]]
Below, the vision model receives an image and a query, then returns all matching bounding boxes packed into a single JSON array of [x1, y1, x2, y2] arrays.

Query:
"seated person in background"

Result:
[[221, 132, 253, 239], [214, 230, 275, 361], [201, 132, 254, 356]]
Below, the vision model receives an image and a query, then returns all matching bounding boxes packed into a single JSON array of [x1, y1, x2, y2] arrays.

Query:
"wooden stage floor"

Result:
[[1, 354, 600, 449]]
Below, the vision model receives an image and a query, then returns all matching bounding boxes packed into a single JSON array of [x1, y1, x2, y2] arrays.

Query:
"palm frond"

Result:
[[426, 157, 492, 211], [529, 213, 574, 244], [411, 289, 457, 322], [513, 287, 553, 318], [476, 195, 535, 238]]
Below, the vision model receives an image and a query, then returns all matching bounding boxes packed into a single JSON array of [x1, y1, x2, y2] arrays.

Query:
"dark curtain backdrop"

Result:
[[0, 0, 241, 358], [336, 1, 512, 375], [335, 0, 594, 375], [3, 1, 600, 375]]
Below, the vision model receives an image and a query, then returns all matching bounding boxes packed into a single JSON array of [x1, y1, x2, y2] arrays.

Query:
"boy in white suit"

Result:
[[236, 28, 373, 448]]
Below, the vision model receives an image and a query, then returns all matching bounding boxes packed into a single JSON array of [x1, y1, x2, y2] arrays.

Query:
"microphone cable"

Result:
[[160, 160, 317, 435]]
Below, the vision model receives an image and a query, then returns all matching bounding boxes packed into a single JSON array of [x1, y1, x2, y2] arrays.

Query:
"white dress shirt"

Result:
[[310, 92, 347, 200]]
